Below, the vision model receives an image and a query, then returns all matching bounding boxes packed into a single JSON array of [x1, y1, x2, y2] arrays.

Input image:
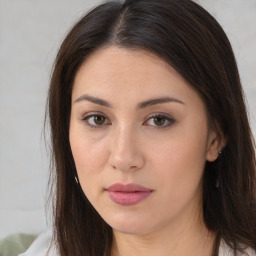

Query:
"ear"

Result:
[[206, 130, 227, 162]]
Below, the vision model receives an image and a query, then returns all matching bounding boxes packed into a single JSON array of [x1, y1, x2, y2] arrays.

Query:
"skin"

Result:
[[69, 46, 223, 256]]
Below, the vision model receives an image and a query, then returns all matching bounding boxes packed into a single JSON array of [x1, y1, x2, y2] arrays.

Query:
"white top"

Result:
[[19, 231, 255, 256], [18, 231, 57, 256], [219, 240, 255, 256]]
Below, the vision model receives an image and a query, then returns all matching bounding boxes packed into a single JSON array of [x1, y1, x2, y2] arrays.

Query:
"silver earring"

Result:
[[75, 176, 79, 184]]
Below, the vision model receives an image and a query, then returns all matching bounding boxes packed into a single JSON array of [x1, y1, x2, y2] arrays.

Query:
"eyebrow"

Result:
[[74, 94, 185, 109], [137, 97, 184, 109], [74, 94, 112, 107]]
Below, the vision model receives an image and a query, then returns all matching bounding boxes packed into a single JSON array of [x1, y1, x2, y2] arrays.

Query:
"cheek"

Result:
[[71, 142, 107, 173], [149, 124, 208, 196], [69, 126, 109, 187], [147, 144, 205, 221], [70, 138, 109, 204], [154, 143, 205, 187], [151, 127, 207, 170]]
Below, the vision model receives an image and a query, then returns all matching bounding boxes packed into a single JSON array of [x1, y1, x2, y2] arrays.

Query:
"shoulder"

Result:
[[219, 239, 256, 256], [18, 230, 58, 256]]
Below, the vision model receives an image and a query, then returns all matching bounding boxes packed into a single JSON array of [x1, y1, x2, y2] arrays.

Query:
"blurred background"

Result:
[[0, 0, 255, 239]]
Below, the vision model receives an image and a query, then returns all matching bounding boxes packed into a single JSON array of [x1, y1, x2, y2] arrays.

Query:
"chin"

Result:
[[103, 213, 156, 235], [112, 224, 152, 235]]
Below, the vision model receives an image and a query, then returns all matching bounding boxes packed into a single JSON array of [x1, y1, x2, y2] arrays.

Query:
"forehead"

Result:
[[72, 46, 203, 109]]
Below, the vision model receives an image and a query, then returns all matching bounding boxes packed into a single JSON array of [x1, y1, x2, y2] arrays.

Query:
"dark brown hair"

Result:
[[47, 0, 256, 255]]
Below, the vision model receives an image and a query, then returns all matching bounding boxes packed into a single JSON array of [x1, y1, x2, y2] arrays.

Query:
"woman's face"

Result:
[[69, 46, 219, 235]]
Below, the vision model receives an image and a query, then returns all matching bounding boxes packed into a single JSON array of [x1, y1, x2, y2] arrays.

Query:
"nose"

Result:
[[108, 125, 145, 172]]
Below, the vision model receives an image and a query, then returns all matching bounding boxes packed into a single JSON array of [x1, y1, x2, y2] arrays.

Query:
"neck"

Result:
[[111, 213, 216, 256]]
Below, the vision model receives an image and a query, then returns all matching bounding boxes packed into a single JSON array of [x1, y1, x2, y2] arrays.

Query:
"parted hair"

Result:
[[47, 0, 256, 255]]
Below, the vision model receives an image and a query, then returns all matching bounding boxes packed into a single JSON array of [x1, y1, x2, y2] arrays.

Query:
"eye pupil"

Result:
[[94, 116, 105, 125], [154, 117, 165, 126]]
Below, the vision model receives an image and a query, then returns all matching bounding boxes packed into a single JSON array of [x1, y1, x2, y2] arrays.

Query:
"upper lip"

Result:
[[106, 183, 153, 192]]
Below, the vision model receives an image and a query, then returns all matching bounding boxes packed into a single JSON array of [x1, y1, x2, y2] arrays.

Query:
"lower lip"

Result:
[[107, 191, 152, 206]]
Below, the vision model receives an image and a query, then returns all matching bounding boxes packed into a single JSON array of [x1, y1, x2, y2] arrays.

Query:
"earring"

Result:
[[75, 176, 79, 184]]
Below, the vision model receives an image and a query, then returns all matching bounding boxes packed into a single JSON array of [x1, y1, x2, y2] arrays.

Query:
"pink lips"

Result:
[[106, 183, 153, 206]]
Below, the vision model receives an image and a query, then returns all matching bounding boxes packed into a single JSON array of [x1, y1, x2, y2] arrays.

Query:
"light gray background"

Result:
[[0, 0, 255, 239]]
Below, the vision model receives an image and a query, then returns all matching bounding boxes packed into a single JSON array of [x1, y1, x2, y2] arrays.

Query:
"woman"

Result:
[[20, 0, 256, 255]]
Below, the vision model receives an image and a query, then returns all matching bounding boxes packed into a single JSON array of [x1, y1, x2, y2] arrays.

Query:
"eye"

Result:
[[83, 114, 110, 128], [145, 114, 175, 128]]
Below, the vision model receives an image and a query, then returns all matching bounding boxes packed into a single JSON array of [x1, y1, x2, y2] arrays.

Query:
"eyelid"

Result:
[[82, 111, 107, 119]]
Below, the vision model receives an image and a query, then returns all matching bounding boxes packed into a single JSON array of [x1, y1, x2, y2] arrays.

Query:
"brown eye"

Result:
[[153, 116, 165, 126], [94, 115, 105, 125], [145, 114, 175, 128], [83, 114, 109, 127]]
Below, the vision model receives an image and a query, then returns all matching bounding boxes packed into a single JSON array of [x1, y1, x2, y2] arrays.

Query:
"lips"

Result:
[[106, 183, 153, 206]]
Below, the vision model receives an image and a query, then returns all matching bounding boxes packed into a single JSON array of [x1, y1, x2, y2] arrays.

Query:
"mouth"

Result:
[[106, 183, 153, 206]]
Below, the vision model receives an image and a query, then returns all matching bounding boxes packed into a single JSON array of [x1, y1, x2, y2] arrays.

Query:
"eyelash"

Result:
[[82, 112, 175, 129]]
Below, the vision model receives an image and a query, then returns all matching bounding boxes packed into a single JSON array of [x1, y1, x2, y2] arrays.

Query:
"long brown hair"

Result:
[[47, 0, 256, 255]]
